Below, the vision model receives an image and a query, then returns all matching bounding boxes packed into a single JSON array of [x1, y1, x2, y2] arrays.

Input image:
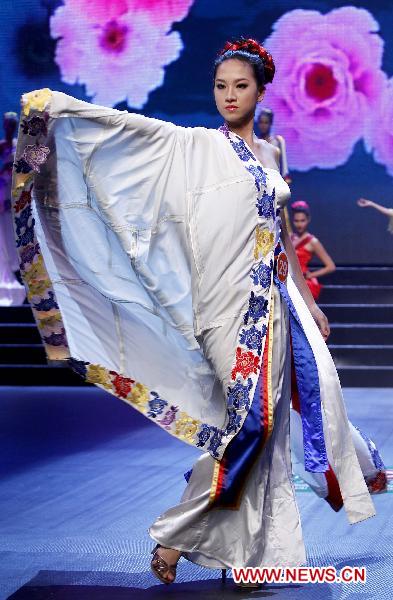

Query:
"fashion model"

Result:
[[357, 197, 393, 234], [290, 200, 336, 301], [0, 112, 25, 305], [12, 38, 385, 587], [256, 106, 290, 183]]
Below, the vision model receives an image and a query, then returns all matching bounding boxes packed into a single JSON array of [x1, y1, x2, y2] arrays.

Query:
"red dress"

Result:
[[291, 233, 322, 300]]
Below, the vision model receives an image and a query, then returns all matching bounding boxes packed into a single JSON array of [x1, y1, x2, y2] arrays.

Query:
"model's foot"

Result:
[[151, 545, 181, 584]]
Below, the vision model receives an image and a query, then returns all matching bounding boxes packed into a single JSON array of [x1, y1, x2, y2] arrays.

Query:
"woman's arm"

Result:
[[306, 238, 336, 279], [357, 198, 393, 217], [275, 134, 290, 180], [280, 211, 330, 340]]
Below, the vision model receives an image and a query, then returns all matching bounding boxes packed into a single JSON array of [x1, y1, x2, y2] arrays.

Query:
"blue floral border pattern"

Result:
[[12, 92, 69, 362], [216, 123, 278, 451]]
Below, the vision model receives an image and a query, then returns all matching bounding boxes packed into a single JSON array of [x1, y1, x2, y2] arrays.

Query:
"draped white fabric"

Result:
[[13, 91, 376, 528]]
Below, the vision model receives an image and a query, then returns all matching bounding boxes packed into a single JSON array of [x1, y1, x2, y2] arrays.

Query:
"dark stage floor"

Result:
[[0, 386, 392, 599]]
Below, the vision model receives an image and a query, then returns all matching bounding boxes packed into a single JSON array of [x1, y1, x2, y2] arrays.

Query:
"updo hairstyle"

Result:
[[214, 37, 275, 89]]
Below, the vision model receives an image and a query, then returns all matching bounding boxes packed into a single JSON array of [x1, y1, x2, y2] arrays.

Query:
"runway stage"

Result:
[[0, 386, 391, 599]]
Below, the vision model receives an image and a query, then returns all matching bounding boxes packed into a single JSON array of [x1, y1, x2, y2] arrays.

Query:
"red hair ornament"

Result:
[[219, 38, 275, 84]]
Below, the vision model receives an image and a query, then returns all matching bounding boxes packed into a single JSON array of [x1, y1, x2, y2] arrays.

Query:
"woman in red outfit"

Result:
[[290, 201, 335, 300]]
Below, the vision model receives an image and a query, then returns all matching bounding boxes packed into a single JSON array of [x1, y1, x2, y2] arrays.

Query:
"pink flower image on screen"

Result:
[[68, 0, 193, 27], [129, 0, 194, 27], [50, 0, 194, 108], [364, 78, 393, 177], [262, 7, 386, 171]]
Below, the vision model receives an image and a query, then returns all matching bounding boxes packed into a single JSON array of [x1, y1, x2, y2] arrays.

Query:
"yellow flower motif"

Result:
[[27, 278, 52, 301], [38, 313, 62, 330], [254, 226, 274, 260], [24, 256, 47, 284], [129, 383, 149, 409], [12, 173, 34, 196], [174, 412, 199, 442], [22, 88, 52, 116], [86, 364, 112, 389]]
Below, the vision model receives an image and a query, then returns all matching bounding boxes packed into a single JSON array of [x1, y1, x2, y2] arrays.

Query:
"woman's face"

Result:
[[214, 58, 264, 126], [258, 114, 271, 136], [293, 212, 310, 234]]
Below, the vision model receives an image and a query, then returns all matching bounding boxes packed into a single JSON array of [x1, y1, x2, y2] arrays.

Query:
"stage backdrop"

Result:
[[1, 0, 392, 264]]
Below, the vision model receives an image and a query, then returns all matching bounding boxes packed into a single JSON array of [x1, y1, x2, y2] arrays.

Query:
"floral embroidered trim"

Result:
[[12, 94, 279, 462], [16, 220, 35, 248], [12, 89, 69, 363], [32, 291, 59, 311], [71, 357, 223, 454], [20, 144, 50, 172], [244, 291, 269, 325], [111, 371, 134, 399], [15, 204, 33, 237], [23, 254, 46, 283], [365, 471, 388, 494], [225, 410, 242, 434], [216, 122, 278, 456], [21, 114, 49, 137], [254, 226, 274, 260], [251, 260, 273, 288], [231, 347, 260, 380], [22, 88, 52, 117], [37, 313, 62, 330], [14, 158, 32, 174], [256, 189, 275, 219], [158, 405, 179, 429], [227, 138, 256, 162], [43, 329, 68, 347], [247, 164, 267, 191], [147, 392, 167, 418], [239, 324, 266, 355], [227, 378, 253, 411], [354, 425, 387, 477], [20, 243, 40, 270], [175, 412, 201, 442], [14, 185, 33, 213]]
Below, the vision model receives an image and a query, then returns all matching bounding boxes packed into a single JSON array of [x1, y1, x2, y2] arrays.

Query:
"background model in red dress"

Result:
[[290, 200, 336, 301]]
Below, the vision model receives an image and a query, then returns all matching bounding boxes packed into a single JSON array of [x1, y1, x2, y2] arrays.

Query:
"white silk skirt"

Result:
[[149, 284, 306, 569]]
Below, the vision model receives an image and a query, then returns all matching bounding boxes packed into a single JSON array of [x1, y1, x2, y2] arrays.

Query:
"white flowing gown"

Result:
[[11, 90, 384, 572], [149, 177, 306, 568]]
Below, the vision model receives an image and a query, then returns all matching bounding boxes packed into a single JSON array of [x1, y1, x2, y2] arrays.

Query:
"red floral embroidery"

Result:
[[109, 371, 135, 398], [367, 471, 388, 494], [14, 186, 32, 212], [231, 347, 260, 380]]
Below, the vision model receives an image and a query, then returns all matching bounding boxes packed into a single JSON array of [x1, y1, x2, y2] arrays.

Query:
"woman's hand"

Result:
[[357, 198, 392, 217], [304, 271, 313, 280], [357, 198, 373, 208], [310, 304, 330, 341]]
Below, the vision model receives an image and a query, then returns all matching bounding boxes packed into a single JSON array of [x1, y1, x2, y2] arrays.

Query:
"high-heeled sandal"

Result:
[[150, 544, 178, 585]]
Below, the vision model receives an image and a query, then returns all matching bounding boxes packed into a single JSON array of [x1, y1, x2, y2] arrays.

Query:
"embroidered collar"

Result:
[[219, 122, 267, 191], [219, 122, 265, 166]]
